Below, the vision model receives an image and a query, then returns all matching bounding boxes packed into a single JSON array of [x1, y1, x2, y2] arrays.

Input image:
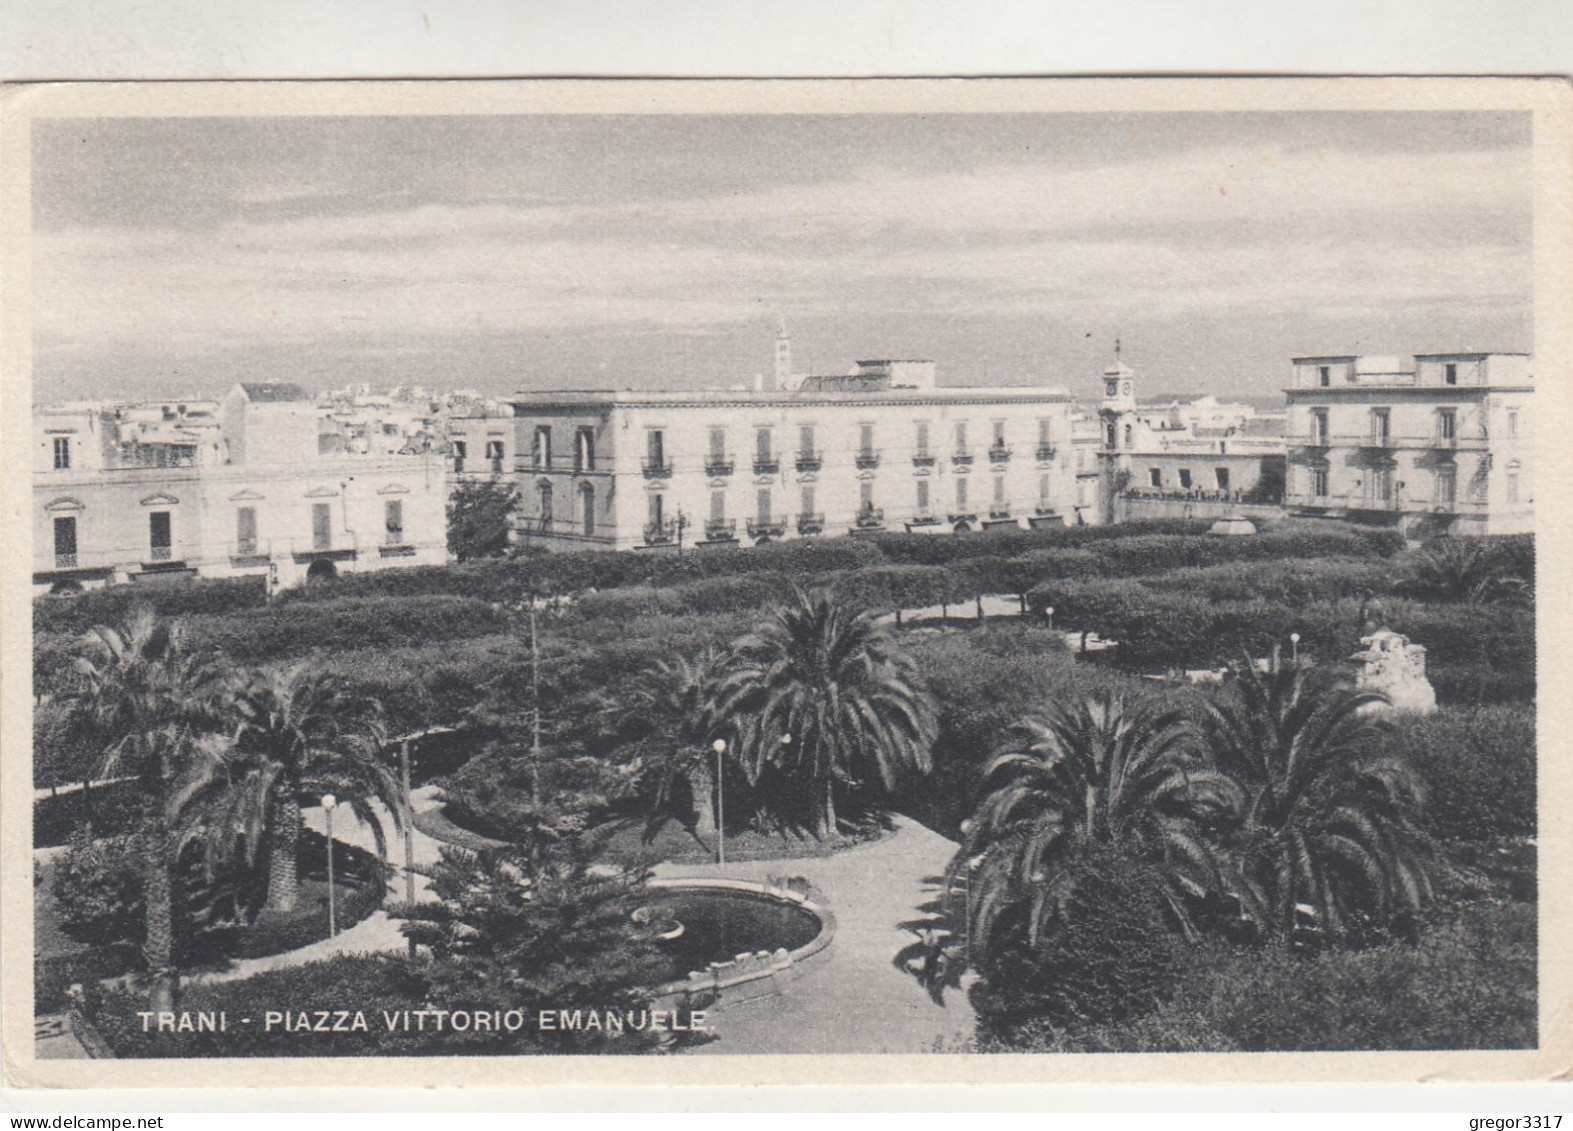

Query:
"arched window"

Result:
[[579, 483, 595, 536], [538, 481, 554, 531], [1123, 423, 1133, 449]]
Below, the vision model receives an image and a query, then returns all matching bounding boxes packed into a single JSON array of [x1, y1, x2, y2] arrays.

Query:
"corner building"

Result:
[[506, 360, 1081, 551], [1284, 352, 1533, 536]]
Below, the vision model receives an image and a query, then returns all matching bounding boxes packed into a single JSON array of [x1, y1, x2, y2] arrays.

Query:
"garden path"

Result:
[[185, 787, 449, 984], [653, 815, 976, 1054]]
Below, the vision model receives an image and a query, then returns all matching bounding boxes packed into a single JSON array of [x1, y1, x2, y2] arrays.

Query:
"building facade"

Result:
[[1283, 352, 1533, 536], [506, 360, 1080, 551], [1096, 356, 1286, 523], [33, 383, 449, 595]]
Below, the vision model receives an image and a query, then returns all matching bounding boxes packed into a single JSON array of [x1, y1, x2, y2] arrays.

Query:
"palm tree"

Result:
[[1197, 659, 1434, 945], [621, 648, 729, 837], [68, 608, 229, 1009], [715, 588, 937, 839], [1402, 537, 1529, 604], [184, 664, 400, 913], [951, 690, 1236, 957]]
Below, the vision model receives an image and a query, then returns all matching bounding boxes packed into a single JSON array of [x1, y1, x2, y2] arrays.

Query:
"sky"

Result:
[[31, 111, 1533, 405]]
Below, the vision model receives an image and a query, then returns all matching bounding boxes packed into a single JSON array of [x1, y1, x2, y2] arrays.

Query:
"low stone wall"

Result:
[[648, 877, 836, 1013], [1121, 497, 1285, 523]]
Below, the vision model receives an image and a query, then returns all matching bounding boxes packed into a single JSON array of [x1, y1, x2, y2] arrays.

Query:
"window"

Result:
[[146, 511, 172, 561], [1312, 409, 1330, 445], [1038, 472, 1051, 505], [1437, 409, 1457, 442], [646, 429, 665, 466], [384, 500, 404, 545], [1435, 467, 1457, 505], [1215, 467, 1230, 492], [1370, 409, 1391, 444], [236, 506, 258, 555], [859, 423, 875, 457], [859, 481, 874, 511], [1445, 363, 1458, 386], [486, 439, 505, 472], [798, 424, 816, 455], [757, 486, 772, 522], [311, 503, 331, 550], [1508, 410, 1519, 439], [916, 479, 930, 513], [1178, 469, 1192, 489], [1123, 423, 1133, 449], [575, 427, 596, 472], [451, 439, 467, 471], [992, 475, 1006, 503], [533, 426, 552, 469], [756, 427, 773, 461], [538, 482, 554, 528], [710, 489, 726, 522], [915, 422, 930, 456], [1077, 449, 1087, 471], [992, 421, 1006, 447], [956, 477, 969, 508], [647, 493, 664, 534], [1372, 468, 1394, 504], [955, 422, 969, 452], [53, 516, 77, 567], [1311, 468, 1329, 498], [1318, 365, 1330, 388], [1038, 419, 1052, 445], [709, 427, 726, 459], [800, 484, 815, 516], [1104, 421, 1116, 449], [1148, 468, 1162, 488], [52, 437, 71, 470], [579, 483, 595, 536], [1507, 465, 1520, 504]]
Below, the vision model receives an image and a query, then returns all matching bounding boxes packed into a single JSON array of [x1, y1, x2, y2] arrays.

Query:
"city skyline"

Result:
[[33, 111, 1533, 404]]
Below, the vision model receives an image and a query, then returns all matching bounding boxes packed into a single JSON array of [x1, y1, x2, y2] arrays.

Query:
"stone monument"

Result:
[[1349, 628, 1437, 715]]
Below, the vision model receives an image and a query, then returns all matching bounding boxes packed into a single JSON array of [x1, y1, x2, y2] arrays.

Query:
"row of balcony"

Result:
[[46, 533, 428, 573], [1291, 433, 1487, 452], [1285, 492, 1489, 515], [638, 502, 1068, 546], [651, 443, 1059, 479]]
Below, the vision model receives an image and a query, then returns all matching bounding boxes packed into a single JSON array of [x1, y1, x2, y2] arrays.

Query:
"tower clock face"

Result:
[[1121, 381, 1132, 397], [1105, 381, 1118, 397]]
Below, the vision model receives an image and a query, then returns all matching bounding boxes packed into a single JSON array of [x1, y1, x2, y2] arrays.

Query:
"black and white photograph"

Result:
[[5, 78, 1569, 1085]]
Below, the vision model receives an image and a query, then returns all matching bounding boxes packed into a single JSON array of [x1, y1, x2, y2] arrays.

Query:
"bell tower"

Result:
[[772, 316, 792, 392], [1097, 338, 1139, 522]]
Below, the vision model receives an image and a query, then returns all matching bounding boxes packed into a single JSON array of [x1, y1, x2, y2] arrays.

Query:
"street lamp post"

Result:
[[322, 793, 339, 939], [711, 739, 727, 867], [1045, 605, 1055, 632], [1290, 632, 1301, 664]]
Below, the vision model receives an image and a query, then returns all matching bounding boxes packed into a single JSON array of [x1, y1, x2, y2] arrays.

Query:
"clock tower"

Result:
[[1097, 342, 1139, 522]]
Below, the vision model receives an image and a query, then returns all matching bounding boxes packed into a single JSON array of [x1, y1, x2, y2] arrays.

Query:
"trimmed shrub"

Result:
[[33, 576, 267, 637], [1392, 705, 1536, 843]]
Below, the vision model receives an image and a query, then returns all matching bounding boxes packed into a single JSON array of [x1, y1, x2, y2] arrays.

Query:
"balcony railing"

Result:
[[951, 450, 974, 466], [795, 452, 823, 472], [705, 456, 735, 476], [752, 456, 781, 475], [988, 507, 1013, 520], [292, 534, 359, 559], [1035, 443, 1057, 461], [1362, 433, 1396, 450], [747, 518, 787, 539], [855, 452, 880, 470], [643, 520, 674, 545], [854, 507, 885, 529], [1034, 505, 1059, 516], [948, 511, 978, 524], [642, 457, 673, 479], [911, 453, 936, 467], [703, 518, 738, 541], [988, 444, 1012, 464], [796, 512, 825, 535], [908, 513, 941, 527], [380, 538, 416, 557], [147, 545, 173, 563], [54, 552, 78, 569]]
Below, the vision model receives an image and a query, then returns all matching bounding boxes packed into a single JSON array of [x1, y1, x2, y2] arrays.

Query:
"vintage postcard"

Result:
[[2, 78, 1569, 1090]]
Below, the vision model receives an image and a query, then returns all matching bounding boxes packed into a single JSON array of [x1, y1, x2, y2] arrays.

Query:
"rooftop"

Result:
[[236, 382, 311, 403]]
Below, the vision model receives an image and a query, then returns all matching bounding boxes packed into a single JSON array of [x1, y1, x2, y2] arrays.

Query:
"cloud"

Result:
[[33, 140, 1530, 367]]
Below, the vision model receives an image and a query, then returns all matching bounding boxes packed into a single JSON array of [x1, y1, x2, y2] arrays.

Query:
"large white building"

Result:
[[1283, 352, 1534, 536], [33, 382, 449, 595], [505, 356, 1083, 551]]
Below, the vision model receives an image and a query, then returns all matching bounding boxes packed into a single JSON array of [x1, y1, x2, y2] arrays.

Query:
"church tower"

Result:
[[772, 317, 792, 392], [1097, 340, 1139, 523]]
